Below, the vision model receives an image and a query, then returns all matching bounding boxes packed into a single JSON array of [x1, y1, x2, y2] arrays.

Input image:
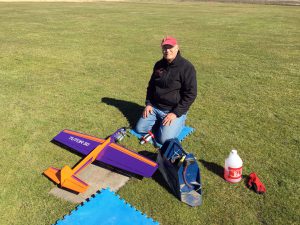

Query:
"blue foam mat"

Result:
[[130, 126, 195, 147], [55, 188, 159, 225]]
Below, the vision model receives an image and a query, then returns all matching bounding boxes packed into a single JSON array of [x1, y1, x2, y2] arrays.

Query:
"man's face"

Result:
[[162, 44, 179, 63]]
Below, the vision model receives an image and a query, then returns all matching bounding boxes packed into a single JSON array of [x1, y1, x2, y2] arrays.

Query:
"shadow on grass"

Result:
[[101, 97, 144, 128], [138, 150, 175, 196], [199, 159, 224, 179], [243, 174, 250, 185]]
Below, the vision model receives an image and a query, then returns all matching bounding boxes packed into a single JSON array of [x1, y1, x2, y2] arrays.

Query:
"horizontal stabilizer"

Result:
[[44, 166, 89, 193], [44, 167, 60, 184], [61, 175, 89, 193]]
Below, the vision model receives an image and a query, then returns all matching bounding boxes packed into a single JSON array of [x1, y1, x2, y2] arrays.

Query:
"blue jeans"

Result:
[[135, 107, 187, 145]]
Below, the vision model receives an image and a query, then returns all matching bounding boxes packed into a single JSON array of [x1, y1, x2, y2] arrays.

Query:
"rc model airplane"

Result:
[[44, 128, 158, 193]]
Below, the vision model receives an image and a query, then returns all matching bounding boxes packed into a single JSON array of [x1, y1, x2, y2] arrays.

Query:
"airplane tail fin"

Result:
[[43, 166, 89, 193]]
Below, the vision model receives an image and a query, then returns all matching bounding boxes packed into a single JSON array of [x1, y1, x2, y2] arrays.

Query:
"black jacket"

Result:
[[146, 52, 197, 117]]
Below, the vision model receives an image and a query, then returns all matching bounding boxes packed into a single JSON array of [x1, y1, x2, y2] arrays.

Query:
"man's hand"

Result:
[[162, 113, 177, 126], [143, 105, 153, 118]]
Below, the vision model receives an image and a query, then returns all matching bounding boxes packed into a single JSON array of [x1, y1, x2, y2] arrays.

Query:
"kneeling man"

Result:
[[135, 36, 197, 145]]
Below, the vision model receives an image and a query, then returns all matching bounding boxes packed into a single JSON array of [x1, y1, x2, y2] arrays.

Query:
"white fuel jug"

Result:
[[224, 149, 243, 183]]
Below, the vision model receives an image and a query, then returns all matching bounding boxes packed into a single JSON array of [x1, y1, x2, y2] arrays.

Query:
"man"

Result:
[[135, 36, 197, 145]]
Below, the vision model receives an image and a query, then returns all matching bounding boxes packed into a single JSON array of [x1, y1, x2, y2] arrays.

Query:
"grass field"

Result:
[[0, 1, 299, 225]]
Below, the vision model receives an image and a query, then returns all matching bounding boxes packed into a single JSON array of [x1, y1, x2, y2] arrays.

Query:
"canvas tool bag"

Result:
[[156, 138, 202, 207]]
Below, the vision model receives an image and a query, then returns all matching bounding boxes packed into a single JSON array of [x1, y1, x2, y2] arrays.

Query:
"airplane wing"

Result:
[[52, 129, 158, 177]]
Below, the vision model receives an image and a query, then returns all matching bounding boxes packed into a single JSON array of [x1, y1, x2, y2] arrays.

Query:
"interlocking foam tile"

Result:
[[130, 126, 195, 147], [54, 188, 159, 225]]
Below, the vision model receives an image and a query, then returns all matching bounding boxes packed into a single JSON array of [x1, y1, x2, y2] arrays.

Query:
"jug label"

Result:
[[228, 166, 242, 179]]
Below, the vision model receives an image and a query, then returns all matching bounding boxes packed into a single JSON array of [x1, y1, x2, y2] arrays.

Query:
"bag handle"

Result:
[[182, 155, 201, 191]]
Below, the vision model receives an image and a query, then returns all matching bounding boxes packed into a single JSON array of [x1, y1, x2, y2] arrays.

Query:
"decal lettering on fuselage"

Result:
[[69, 136, 90, 147]]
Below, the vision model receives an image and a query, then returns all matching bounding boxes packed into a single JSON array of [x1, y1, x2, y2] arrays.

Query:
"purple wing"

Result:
[[52, 130, 158, 177]]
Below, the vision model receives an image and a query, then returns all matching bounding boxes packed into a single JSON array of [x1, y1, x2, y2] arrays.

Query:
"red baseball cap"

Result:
[[161, 36, 178, 47]]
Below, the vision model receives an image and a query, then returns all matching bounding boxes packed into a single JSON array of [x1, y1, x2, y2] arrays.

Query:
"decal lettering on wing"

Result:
[[69, 136, 90, 147]]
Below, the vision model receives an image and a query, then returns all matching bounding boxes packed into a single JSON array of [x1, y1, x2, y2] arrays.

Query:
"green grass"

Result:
[[0, 2, 299, 225]]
